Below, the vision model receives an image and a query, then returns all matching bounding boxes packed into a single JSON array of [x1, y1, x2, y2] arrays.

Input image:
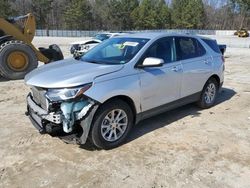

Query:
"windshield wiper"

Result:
[[81, 58, 106, 64]]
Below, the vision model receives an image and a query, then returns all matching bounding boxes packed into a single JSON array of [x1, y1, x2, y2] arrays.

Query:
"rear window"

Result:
[[202, 39, 220, 53]]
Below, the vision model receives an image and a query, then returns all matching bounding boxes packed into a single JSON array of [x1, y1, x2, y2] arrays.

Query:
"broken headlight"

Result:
[[45, 83, 92, 102]]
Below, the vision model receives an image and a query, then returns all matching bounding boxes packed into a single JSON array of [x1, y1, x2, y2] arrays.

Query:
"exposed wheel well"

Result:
[[100, 95, 137, 123], [209, 74, 220, 86], [0, 29, 5, 37], [0, 35, 13, 45]]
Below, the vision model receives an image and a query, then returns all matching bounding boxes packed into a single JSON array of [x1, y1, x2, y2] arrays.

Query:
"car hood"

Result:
[[25, 58, 124, 88], [71, 39, 101, 45]]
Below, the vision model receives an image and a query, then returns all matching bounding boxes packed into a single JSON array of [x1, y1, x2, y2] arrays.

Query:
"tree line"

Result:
[[1, 0, 249, 31]]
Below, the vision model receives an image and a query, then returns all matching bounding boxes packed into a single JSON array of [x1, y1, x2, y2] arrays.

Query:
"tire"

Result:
[[197, 78, 218, 109], [89, 99, 133, 149], [0, 40, 38, 80]]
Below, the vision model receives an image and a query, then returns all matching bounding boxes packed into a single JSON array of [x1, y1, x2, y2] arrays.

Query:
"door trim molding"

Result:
[[135, 91, 201, 124]]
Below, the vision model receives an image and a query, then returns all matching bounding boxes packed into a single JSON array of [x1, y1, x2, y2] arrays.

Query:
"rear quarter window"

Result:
[[202, 39, 221, 54], [175, 37, 206, 61]]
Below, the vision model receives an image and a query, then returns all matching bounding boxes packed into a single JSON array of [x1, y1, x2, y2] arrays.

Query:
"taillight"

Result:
[[221, 55, 225, 63], [221, 55, 225, 71]]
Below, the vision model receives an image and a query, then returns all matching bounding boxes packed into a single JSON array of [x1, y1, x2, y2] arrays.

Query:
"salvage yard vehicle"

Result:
[[0, 13, 63, 80], [234, 28, 249, 38], [25, 33, 224, 149], [70, 32, 128, 57]]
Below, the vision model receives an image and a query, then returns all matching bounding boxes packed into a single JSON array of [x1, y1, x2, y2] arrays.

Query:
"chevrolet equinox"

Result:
[[25, 33, 224, 149]]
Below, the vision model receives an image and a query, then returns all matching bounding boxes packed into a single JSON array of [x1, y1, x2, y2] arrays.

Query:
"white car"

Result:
[[70, 32, 128, 56]]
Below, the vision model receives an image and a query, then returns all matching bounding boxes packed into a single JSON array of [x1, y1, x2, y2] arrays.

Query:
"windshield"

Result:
[[81, 37, 149, 65], [94, 34, 111, 41]]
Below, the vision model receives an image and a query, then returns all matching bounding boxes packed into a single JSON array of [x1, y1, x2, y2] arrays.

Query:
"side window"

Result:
[[196, 40, 206, 56], [175, 37, 206, 60], [202, 39, 220, 54], [144, 37, 174, 63]]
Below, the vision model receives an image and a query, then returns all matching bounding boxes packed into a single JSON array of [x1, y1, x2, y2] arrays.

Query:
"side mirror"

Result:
[[138, 57, 164, 68]]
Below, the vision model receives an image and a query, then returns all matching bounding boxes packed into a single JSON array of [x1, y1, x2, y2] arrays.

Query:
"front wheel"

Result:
[[0, 40, 38, 80], [197, 78, 218, 109], [89, 99, 133, 149]]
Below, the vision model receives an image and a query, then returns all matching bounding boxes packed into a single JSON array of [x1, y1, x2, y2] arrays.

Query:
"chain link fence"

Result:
[[36, 29, 236, 37]]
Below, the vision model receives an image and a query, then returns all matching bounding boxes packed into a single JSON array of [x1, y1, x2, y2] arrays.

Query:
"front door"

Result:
[[138, 37, 182, 112]]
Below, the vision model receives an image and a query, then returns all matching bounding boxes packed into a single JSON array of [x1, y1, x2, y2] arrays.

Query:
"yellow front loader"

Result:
[[0, 13, 63, 80], [234, 28, 249, 38]]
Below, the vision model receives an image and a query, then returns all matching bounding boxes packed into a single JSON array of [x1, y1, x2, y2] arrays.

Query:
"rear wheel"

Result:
[[0, 40, 38, 80], [89, 99, 133, 149], [197, 78, 218, 109]]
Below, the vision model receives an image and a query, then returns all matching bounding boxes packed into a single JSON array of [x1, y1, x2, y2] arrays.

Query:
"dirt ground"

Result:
[[0, 37, 250, 188]]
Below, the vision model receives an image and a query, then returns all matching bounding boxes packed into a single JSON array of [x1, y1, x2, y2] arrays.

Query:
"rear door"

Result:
[[174, 37, 212, 98], [138, 37, 182, 112]]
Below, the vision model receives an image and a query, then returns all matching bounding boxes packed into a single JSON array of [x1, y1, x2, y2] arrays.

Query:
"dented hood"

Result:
[[25, 58, 124, 88]]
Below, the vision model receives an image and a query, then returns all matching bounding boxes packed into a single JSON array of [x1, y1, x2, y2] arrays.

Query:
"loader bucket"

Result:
[[39, 44, 64, 63]]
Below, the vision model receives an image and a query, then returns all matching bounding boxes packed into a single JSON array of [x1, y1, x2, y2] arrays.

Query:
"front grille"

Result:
[[31, 87, 48, 110]]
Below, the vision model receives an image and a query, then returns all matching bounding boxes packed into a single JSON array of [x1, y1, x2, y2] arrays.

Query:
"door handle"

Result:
[[172, 66, 181, 72], [204, 60, 210, 64]]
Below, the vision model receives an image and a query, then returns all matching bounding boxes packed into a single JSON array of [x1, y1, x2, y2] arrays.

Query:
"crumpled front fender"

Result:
[[79, 105, 99, 144]]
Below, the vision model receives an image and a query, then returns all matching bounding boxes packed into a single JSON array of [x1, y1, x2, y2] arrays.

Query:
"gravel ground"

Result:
[[0, 36, 250, 188]]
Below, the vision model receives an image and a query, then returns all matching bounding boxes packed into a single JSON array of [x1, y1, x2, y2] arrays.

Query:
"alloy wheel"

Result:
[[204, 83, 216, 104], [101, 109, 128, 142]]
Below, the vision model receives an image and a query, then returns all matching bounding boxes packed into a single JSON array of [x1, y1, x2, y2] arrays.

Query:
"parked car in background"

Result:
[[70, 32, 129, 57], [25, 33, 224, 149]]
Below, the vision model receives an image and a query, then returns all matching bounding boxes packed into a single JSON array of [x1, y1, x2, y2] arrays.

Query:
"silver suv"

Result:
[[25, 33, 224, 149]]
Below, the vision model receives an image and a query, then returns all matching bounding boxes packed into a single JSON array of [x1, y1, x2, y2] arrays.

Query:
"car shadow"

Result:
[[80, 87, 236, 150], [125, 87, 236, 144]]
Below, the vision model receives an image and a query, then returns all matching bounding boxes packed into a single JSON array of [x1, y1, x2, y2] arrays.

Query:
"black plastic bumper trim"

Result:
[[26, 109, 46, 134]]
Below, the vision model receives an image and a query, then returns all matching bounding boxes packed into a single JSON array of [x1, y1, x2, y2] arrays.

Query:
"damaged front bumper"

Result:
[[26, 94, 98, 144], [26, 95, 61, 133]]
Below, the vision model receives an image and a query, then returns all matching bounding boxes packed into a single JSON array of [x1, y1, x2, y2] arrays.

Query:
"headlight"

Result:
[[45, 83, 92, 102], [79, 44, 90, 51], [84, 45, 90, 50], [70, 44, 79, 54]]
